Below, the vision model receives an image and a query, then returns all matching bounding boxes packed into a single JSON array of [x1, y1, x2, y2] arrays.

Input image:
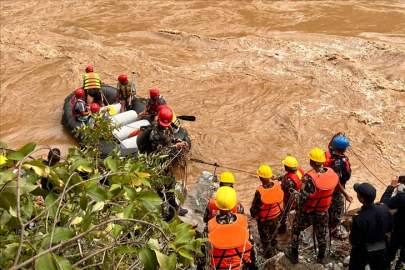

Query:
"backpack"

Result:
[[136, 125, 153, 153], [326, 151, 352, 187]]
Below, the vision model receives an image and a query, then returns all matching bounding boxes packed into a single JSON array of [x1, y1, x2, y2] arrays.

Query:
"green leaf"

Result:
[[174, 230, 195, 246], [19, 142, 37, 156], [87, 187, 107, 202], [138, 200, 158, 213], [91, 201, 105, 213], [0, 170, 15, 184], [178, 248, 194, 260], [79, 194, 88, 211], [140, 178, 151, 188], [0, 192, 17, 217], [35, 253, 57, 270], [155, 250, 169, 269], [123, 203, 135, 219], [54, 254, 72, 270], [2, 244, 19, 261], [6, 151, 25, 161], [0, 141, 7, 148], [0, 211, 11, 227], [124, 186, 137, 201], [111, 224, 123, 239], [44, 192, 59, 217], [104, 156, 118, 172], [146, 238, 160, 251], [42, 227, 75, 247], [114, 245, 137, 255], [169, 189, 184, 205], [3, 180, 38, 195], [139, 247, 158, 270], [71, 158, 92, 173], [22, 164, 49, 178], [137, 190, 162, 202], [166, 253, 177, 270]]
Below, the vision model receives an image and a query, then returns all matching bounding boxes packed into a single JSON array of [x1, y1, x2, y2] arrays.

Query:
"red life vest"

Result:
[[147, 95, 165, 114], [282, 166, 304, 206], [71, 97, 87, 118], [208, 214, 252, 270], [256, 181, 284, 221], [301, 168, 339, 213], [208, 197, 239, 221]]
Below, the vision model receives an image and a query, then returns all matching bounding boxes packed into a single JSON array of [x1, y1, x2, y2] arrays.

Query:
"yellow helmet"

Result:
[[282, 156, 298, 168], [215, 186, 237, 211], [219, 172, 235, 183], [308, 148, 326, 163], [256, 165, 273, 179]]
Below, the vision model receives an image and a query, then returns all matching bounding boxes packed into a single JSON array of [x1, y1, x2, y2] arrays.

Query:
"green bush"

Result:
[[0, 113, 206, 270]]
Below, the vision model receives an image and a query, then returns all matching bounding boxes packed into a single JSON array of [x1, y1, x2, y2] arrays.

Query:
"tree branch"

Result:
[[9, 218, 169, 270]]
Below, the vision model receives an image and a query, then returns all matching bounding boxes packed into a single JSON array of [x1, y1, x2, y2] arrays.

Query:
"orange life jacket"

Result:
[[256, 181, 284, 221], [147, 95, 165, 114], [301, 168, 339, 213], [282, 166, 304, 206], [208, 214, 252, 270], [71, 97, 87, 118], [208, 197, 239, 221], [83, 73, 101, 90]]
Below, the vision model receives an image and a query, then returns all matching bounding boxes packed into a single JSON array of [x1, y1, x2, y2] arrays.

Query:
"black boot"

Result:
[[278, 224, 287, 234], [284, 248, 298, 264], [317, 251, 327, 264]]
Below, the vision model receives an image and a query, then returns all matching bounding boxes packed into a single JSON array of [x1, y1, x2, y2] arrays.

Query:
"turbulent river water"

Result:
[[1, 1, 405, 210]]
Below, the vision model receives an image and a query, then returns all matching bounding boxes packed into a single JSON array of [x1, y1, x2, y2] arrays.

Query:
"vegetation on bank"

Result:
[[0, 113, 205, 270]]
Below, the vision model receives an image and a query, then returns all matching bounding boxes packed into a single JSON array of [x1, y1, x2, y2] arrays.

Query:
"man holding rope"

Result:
[[284, 148, 339, 264]]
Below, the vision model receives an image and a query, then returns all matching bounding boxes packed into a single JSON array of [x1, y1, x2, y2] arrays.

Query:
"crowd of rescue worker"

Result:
[[199, 133, 405, 270], [68, 66, 404, 270], [71, 66, 189, 153]]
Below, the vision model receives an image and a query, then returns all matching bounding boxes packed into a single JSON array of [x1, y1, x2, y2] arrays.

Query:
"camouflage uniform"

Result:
[[203, 201, 245, 223], [279, 177, 298, 230], [324, 151, 351, 227], [291, 168, 329, 254], [250, 182, 281, 257], [149, 121, 182, 176]]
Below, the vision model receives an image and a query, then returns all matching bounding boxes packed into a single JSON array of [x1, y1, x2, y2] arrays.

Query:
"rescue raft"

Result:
[[61, 85, 191, 158]]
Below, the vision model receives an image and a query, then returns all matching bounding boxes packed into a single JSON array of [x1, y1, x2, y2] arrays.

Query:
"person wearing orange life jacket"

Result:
[[277, 156, 304, 234], [203, 172, 245, 223], [137, 88, 166, 121], [250, 165, 284, 258], [82, 66, 104, 107], [206, 186, 257, 270], [114, 74, 136, 113], [71, 88, 90, 122], [284, 148, 339, 264], [324, 134, 353, 240]]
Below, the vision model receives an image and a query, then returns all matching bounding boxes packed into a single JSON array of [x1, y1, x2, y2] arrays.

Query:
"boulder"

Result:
[[179, 171, 219, 235]]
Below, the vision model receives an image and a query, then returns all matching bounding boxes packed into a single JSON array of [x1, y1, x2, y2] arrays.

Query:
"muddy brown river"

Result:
[[1, 1, 405, 210]]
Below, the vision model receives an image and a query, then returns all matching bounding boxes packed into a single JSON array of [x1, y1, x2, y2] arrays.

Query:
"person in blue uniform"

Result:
[[349, 182, 393, 270], [380, 175, 405, 270]]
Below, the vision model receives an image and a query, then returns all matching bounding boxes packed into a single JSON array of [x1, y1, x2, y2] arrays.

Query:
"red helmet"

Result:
[[150, 88, 160, 97], [90, 103, 100, 113], [85, 66, 94, 73], [75, 88, 85, 98], [158, 107, 173, 127], [118, 74, 128, 84], [157, 104, 168, 113]]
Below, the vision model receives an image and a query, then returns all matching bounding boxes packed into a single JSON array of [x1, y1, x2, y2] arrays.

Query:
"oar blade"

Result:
[[177, 115, 196, 121]]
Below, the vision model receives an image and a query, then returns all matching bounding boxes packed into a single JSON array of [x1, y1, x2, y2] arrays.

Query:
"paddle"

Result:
[[100, 90, 117, 115], [128, 71, 137, 110], [177, 115, 196, 121]]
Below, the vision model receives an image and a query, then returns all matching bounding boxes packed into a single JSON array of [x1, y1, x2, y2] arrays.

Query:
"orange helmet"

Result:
[[75, 88, 85, 98], [158, 107, 173, 127], [90, 103, 100, 113], [85, 66, 94, 73], [118, 74, 128, 84], [150, 88, 160, 97]]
